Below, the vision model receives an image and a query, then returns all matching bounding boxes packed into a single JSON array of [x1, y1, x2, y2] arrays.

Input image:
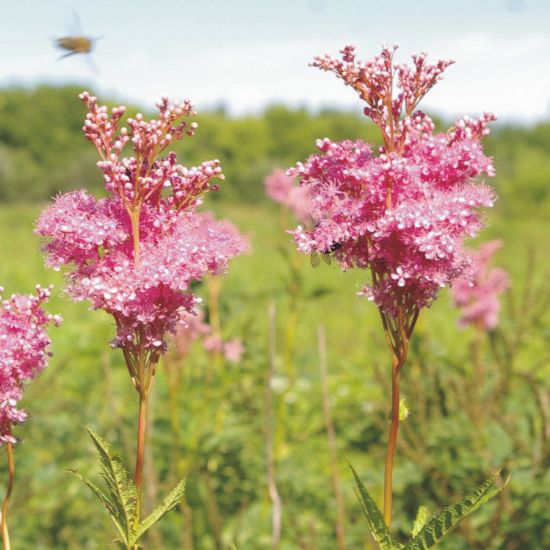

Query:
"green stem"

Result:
[[1, 441, 14, 550]]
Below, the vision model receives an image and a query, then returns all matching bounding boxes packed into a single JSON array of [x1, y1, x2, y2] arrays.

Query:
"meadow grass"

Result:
[[0, 200, 547, 548]]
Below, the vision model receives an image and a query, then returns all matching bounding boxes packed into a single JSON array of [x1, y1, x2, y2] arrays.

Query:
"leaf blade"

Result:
[[405, 470, 511, 550], [135, 477, 186, 540], [86, 427, 138, 541], [349, 464, 404, 550], [67, 468, 127, 543], [411, 506, 429, 538]]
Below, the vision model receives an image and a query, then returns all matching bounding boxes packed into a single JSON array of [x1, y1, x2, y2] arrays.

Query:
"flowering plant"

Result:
[[37, 93, 247, 548], [289, 45, 509, 547]]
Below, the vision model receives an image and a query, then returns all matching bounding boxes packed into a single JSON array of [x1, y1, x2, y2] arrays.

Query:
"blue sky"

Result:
[[1, 0, 549, 122]]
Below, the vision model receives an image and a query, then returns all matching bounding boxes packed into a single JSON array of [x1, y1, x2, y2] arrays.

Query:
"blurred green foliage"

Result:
[[0, 85, 549, 214], [0, 85, 548, 549]]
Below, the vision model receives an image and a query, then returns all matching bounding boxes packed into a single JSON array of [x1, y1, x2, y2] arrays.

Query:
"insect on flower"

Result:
[[310, 251, 323, 268]]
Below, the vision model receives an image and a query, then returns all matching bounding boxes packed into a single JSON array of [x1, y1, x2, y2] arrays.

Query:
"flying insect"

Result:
[[55, 35, 94, 58], [54, 12, 100, 72]]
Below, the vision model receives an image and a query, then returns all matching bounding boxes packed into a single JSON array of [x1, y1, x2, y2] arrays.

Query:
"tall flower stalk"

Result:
[[0, 286, 60, 549], [37, 93, 247, 547], [288, 44, 506, 541]]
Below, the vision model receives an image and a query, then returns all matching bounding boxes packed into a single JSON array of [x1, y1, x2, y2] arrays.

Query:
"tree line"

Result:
[[0, 85, 548, 215]]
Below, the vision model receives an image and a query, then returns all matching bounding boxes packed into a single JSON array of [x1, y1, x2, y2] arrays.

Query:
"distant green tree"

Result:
[[0, 84, 548, 214]]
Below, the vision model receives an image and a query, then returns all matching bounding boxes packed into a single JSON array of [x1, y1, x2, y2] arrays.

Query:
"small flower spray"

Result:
[[452, 240, 509, 331], [265, 168, 312, 225], [0, 285, 60, 549], [289, 45, 508, 541], [172, 308, 245, 364]]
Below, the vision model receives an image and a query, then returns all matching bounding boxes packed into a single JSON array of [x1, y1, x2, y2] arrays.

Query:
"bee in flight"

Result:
[[54, 12, 100, 73], [310, 242, 342, 268], [55, 35, 94, 58]]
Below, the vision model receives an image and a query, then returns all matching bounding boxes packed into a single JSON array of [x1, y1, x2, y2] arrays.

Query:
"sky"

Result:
[[0, 0, 549, 123]]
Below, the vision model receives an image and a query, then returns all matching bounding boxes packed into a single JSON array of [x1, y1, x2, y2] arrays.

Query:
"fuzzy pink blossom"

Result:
[[265, 168, 312, 223], [0, 286, 60, 444], [172, 309, 211, 357], [36, 94, 248, 366], [290, 46, 496, 318], [222, 338, 245, 363], [173, 309, 245, 364], [202, 335, 245, 363], [451, 240, 510, 330]]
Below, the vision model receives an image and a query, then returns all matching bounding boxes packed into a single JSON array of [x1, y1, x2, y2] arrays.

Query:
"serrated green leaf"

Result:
[[349, 464, 404, 550], [86, 428, 138, 543], [411, 506, 429, 537], [135, 477, 186, 540], [67, 468, 127, 542], [405, 470, 510, 550]]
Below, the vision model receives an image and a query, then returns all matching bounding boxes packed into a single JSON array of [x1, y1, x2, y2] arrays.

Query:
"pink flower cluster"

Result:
[[264, 168, 312, 223], [0, 286, 60, 444], [312, 45, 455, 153], [173, 310, 245, 364], [451, 240, 509, 330], [37, 93, 248, 355], [290, 46, 496, 317]]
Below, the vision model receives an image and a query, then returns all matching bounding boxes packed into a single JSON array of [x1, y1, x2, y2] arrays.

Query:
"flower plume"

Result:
[[290, 45, 496, 317], [0, 286, 60, 444], [37, 93, 247, 357]]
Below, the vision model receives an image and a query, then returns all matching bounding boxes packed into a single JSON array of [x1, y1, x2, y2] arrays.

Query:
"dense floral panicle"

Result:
[[312, 45, 453, 151], [36, 191, 127, 270], [171, 309, 245, 363], [78, 92, 222, 209], [80, 92, 195, 158], [0, 286, 60, 443], [97, 153, 223, 210], [291, 46, 496, 316], [264, 169, 312, 223], [37, 94, 247, 355], [38, 195, 248, 351], [0, 388, 26, 444], [451, 240, 509, 330]]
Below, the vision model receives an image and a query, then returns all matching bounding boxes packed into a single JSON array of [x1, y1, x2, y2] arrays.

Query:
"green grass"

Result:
[[0, 200, 548, 549]]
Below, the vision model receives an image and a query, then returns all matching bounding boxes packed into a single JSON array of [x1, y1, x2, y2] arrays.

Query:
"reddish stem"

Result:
[[383, 355, 401, 527], [134, 391, 148, 521], [380, 307, 415, 527]]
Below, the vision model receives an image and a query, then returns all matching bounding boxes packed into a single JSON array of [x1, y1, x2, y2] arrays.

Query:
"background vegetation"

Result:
[[0, 85, 548, 549]]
